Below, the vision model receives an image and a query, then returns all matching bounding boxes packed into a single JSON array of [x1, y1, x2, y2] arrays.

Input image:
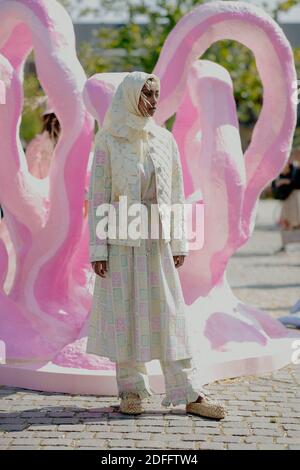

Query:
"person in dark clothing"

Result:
[[271, 161, 299, 201], [272, 160, 300, 252]]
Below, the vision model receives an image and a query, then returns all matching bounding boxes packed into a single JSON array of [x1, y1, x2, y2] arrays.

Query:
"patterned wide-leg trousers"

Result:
[[116, 358, 208, 407]]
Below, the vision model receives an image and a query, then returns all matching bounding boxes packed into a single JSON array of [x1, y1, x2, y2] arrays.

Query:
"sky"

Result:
[[68, 0, 300, 23]]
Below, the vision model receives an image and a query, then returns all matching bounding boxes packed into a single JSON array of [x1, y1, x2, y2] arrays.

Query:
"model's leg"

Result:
[[160, 358, 207, 408], [116, 360, 154, 401], [160, 358, 226, 419]]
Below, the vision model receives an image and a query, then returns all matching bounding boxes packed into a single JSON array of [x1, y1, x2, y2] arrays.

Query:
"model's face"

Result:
[[138, 80, 160, 117]]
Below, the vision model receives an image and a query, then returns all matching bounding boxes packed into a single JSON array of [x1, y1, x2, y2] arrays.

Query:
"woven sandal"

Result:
[[186, 396, 226, 420], [119, 392, 144, 415]]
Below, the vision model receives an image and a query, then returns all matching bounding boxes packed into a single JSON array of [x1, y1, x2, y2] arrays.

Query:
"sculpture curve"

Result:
[[0, 0, 298, 395]]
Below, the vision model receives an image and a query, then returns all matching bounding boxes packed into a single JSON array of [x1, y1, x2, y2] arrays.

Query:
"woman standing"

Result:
[[25, 104, 90, 218], [86, 71, 226, 419], [25, 106, 60, 179], [272, 159, 300, 251]]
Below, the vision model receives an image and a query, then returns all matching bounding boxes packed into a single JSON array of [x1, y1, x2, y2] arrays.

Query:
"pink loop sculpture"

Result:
[[0, 0, 298, 395]]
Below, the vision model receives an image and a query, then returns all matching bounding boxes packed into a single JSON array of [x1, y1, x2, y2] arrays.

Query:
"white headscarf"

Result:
[[102, 71, 161, 163]]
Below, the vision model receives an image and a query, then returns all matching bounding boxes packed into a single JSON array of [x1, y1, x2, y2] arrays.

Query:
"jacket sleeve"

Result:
[[88, 130, 111, 262], [170, 134, 189, 256]]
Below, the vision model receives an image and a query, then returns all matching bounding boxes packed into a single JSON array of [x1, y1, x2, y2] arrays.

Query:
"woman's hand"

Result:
[[91, 260, 108, 278], [83, 199, 89, 218], [276, 178, 291, 187], [173, 255, 186, 268]]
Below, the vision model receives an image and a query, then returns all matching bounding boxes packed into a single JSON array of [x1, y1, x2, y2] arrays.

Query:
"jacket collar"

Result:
[[106, 117, 163, 142]]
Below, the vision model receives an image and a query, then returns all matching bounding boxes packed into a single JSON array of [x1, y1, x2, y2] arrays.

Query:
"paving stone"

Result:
[[39, 438, 74, 446], [122, 433, 151, 440], [40, 446, 73, 450], [227, 444, 257, 450], [8, 438, 42, 446], [200, 442, 227, 450], [257, 444, 287, 450], [9, 446, 42, 450], [56, 425, 86, 431], [135, 440, 168, 449], [107, 440, 135, 448], [73, 439, 107, 448]]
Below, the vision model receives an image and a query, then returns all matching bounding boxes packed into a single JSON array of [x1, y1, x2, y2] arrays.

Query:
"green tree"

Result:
[[272, 0, 300, 21], [74, 2, 257, 125], [73, 1, 298, 126], [21, 0, 299, 143]]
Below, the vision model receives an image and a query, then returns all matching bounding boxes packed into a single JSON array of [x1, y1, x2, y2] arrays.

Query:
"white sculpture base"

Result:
[[0, 360, 165, 396], [0, 336, 297, 396]]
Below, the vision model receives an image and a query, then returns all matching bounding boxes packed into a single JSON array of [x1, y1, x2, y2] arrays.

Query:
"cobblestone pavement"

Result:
[[0, 200, 299, 450]]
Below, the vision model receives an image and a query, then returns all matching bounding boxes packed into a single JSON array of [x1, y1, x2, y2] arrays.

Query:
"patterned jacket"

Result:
[[88, 125, 189, 261]]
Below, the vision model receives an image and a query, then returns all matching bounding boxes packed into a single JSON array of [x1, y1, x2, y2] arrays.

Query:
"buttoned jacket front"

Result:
[[88, 125, 189, 261]]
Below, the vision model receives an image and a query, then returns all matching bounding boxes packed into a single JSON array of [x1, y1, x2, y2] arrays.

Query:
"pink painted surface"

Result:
[[0, 79, 5, 103], [0, 0, 115, 376], [25, 131, 55, 179], [0, 1, 298, 394]]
